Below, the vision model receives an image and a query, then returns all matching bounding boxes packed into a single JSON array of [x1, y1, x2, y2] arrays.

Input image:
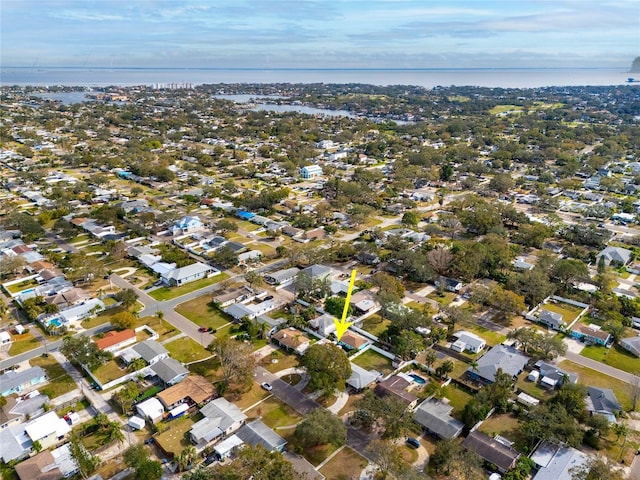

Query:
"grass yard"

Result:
[[581, 344, 640, 374], [5, 278, 39, 294], [164, 337, 211, 363], [93, 359, 127, 384], [361, 314, 391, 337], [149, 273, 229, 301], [559, 360, 634, 411], [245, 397, 301, 429], [478, 414, 526, 450], [134, 316, 180, 342], [155, 416, 196, 456], [8, 332, 40, 355], [488, 104, 524, 115], [262, 351, 300, 373], [515, 373, 556, 402], [465, 323, 507, 346], [232, 382, 270, 411], [187, 357, 222, 383], [249, 242, 276, 257], [318, 446, 368, 478], [427, 291, 457, 305], [30, 355, 77, 399], [540, 302, 584, 323], [441, 384, 474, 416], [351, 348, 393, 374], [175, 297, 233, 330], [235, 219, 261, 231]]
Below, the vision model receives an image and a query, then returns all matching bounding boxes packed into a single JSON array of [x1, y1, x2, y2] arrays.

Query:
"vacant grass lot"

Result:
[[581, 344, 639, 374], [478, 414, 526, 450], [187, 357, 221, 383], [262, 352, 300, 373], [134, 316, 180, 342], [164, 337, 211, 363], [232, 382, 270, 411], [155, 416, 196, 456], [464, 323, 506, 347], [441, 384, 473, 417], [515, 372, 556, 402], [149, 273, 229, 301], [93, 359, 127, 384], [30, 355, 77, 399], [559, 360, 634, 411], [245, 397, 301, 429], [175, 297, 233, 330], [352, 348, 393, 374], [8, 331, 40, 355], [361, 315, 391, 337], [319, 447, 368, 478]]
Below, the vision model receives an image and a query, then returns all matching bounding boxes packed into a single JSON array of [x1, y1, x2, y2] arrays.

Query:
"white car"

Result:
[[261, 382, 273, 391]]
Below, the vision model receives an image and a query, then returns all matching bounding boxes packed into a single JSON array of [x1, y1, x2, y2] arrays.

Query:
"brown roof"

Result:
[[39, 268, 64, 281], [462, 431, 520, 472], [29, 260, 54, 272], [374, 375, 418, 405], [156, 375, 215, 408], [12, 245, 32, 254], [340, 331, 369, 350], [575, 324, 611, 341], [15, 450, 61, 480], [272, 327, 310, 350], [95, 329, 135, 350], [70, 217, 87, 226]]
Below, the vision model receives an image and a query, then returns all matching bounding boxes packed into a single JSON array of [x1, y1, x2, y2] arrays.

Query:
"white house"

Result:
[[171, 216, 205, 236], [190, 398, 247, 449], [161, 262, 218, 286], [136, 398, 165, 423], [238, 250, 262, 265], [451, 331, 486, 353]]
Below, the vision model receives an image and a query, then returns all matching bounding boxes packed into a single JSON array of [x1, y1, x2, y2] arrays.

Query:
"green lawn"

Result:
[[441, 384, 474, 417], [318, 447, 368, 478], [187, 357, 222, 383], [155, 416, 196, 456], [164, 337, 211, 363], [262, 351, 300, 373], [540, 302, 584, 323], [559, 360, 634, 411], [30, 355, 77, 399], [515, 373, 556, 402], [245, 397, 301, 429], [134, 316, 180, 342], [427, 291, 457, 305], [464, 324, 506, 347], [478, 414, 527, 451], [175, 297, 234, 330], [488, 104, 524, 115], [93, 359, 127, 384], [149, 273, 229, 301], [581, 344, 640, 375], [361, 314, 391, 337], [8, 332, 40, 355], [232, 382, 270, 410], [352, 348, 393, 374], [5, 278, 39, 294]]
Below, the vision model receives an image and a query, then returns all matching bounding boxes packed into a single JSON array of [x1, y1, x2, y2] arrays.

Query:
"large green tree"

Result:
[[293, 408, 346, 448], [60, 335, 112, 371], [299, 343, 351, 396]]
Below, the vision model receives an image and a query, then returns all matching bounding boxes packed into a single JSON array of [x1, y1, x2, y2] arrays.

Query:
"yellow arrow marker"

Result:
[[334, 269, 357, 342]]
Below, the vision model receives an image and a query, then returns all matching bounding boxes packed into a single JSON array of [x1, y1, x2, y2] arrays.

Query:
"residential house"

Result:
[[157, 375, 215, 410], [0, 366, 47, 396], [304, 227, 326, 241], [0, 331, 11, 350], [136, 398, 165, 423], [586, 387, 621, 422], [271, 328, 310, 355], [237, 250, 262, 265], [236, 419, 287, 452], [123, 339, 168, 365], [300, 165, 323, 179], [374, 375, 419, 409], [468, 345, 529, 384], [150, 357, 188, 386], [535, 361, 577, 390], [213, 434, 245, 460], [94, 329, 136, 353], [309, 313, 337, 337], [190, 398, 247, 449], [171, 216, 204, 236], [339, 331, 371, 351], [350, 289, 379, 314], [15, 443, 78, 480], [0, 393, 48, 430], [596, 246, 632, 266], [161, 262, 217, 287], [24, 411, 71, 450], [435, 277, 464, 293], [620, 336, 640, 357], [570, 324, 612, 346], [346, 363, 380, 392], [300, 264, 334, 282], [531, 442, 590, 480], [264, 267, 300, 285], [225, 297, 284, 321], [451, 331, 486, 354], [462, 431, 520, 473], [213, 287, 254, 308], [414, 398, 464, 440], [537, 309, 567, 330]]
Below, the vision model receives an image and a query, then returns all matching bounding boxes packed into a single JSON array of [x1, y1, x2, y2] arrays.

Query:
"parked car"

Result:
[[261, 382, 273, 391], [198, 327, 208, 333], [406, 437, 420, 449]]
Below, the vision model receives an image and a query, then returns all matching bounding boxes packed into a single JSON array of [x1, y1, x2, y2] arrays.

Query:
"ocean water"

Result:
[[1, 67, 633, 89]]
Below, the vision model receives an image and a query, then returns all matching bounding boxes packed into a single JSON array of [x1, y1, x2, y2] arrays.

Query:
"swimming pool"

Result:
[[409, 374, 426, 384], [48, 318, 62, 328]]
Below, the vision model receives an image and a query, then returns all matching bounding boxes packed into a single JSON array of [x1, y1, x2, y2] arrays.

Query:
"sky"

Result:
[[1, 0, 638, 69]]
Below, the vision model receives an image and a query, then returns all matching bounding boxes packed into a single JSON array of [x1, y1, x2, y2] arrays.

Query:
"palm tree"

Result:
[[102, 421, 125, 445], [177, 446, 197, 472]]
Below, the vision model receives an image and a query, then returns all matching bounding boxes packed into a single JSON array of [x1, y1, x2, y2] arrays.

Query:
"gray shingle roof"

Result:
[[236, 419, 287, 452], [472, 345, 529, 383], [0, 366, 46, 393], [414, 398, 464, 439], [150, 358, 187, 385], [586, 387, 621, 414], [132, 339, 168, 362]]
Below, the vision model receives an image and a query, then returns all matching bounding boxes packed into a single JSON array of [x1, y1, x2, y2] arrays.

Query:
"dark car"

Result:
[[406, 437, 420, 449], [198, 327, 208, 333]]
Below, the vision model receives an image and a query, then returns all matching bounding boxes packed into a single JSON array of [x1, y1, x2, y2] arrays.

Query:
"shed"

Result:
[[128, 416, 146, 430], [213, 434, 244, 460], [136, 398, 164, 423]]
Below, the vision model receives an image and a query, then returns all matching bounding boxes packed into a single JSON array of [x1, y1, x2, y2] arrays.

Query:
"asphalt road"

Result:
[[0, 322, 112, 371], [564, 351, 640, 385]]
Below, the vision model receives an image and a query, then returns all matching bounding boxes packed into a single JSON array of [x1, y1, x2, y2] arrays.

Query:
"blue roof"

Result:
[[237, 210, 255, 220]]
